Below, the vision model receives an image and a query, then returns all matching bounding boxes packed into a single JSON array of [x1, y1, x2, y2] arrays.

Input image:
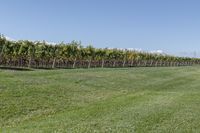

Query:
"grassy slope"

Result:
[[1, 67, 200, 132]]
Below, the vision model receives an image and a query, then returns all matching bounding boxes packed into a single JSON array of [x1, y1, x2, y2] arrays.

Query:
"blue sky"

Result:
[[0, 0, 200, 56]]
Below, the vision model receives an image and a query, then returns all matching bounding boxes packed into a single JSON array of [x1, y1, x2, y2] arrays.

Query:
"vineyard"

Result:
[[0, 35, 200, 69]]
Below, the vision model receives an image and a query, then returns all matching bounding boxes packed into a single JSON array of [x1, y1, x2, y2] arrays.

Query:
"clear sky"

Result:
[[0, 0, 200, 56]]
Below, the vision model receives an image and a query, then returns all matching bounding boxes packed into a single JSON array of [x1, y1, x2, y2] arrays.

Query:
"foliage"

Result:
[[0, 34, 199, 68]]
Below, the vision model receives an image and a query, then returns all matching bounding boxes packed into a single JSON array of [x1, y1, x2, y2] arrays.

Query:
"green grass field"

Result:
[[1, 67, 200, 132]]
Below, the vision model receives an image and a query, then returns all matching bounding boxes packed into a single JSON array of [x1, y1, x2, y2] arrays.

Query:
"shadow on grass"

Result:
[[0, 66, 33, 71], [33, 67, 54, 70], [0, 66, 70, 71]]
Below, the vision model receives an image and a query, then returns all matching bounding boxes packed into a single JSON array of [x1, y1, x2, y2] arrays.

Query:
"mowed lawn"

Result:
[[1, 67, 200, 132]]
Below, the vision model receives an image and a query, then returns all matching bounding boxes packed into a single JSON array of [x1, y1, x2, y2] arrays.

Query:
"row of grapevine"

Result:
[[0, 35, 200, 69]]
